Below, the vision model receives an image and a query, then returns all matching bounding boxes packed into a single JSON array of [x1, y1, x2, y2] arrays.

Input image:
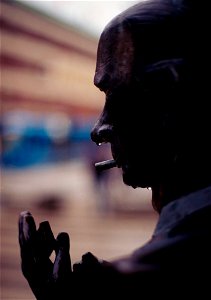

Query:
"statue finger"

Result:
[[18, 211, 37, 253], [37, 221, 56, 258], [18, 211, 39, 282], [53, 232, 72, 283]]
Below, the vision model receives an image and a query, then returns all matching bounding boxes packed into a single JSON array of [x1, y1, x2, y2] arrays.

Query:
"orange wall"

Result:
[[1, 1, 104, 117]]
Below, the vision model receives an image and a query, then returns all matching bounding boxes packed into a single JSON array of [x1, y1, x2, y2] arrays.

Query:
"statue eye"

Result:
[[100, 87, 108, 94]]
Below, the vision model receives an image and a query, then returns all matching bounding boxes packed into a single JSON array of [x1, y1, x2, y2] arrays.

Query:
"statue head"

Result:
[[91, 0, 210, 211]]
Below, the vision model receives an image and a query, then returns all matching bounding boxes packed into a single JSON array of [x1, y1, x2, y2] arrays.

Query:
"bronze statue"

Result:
[[19, 1, 211, 298]]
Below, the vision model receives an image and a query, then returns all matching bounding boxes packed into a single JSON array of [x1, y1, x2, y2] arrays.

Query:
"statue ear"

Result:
[[143, 58, 184, 91], [135, 58, 187, 112]]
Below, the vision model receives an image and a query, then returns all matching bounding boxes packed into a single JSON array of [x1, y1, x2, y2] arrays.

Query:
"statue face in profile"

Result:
[[91, 17, 173, 190]]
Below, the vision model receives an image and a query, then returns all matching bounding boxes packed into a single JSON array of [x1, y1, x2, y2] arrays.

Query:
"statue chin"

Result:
[[122, 165, 150, 189]]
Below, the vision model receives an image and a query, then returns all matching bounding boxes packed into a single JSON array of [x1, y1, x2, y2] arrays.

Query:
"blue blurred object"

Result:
[[1, 111, 96, 169], [70, 120, 93, 141], [2, 129, 50, 168]]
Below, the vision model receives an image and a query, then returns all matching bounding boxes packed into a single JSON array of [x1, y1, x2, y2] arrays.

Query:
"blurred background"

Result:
[[0, 1, 158, 299]]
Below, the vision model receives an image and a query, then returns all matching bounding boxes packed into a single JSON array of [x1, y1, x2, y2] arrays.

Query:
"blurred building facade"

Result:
[[1, 0, 105, 168], [1, 0, 103, 116]]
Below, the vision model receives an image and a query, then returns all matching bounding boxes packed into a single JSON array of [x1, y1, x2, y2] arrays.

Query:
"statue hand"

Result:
[[18, 211, 72, 300]]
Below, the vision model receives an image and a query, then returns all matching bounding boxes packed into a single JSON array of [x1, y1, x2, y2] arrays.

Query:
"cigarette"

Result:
[[95, 159, 117, 171]]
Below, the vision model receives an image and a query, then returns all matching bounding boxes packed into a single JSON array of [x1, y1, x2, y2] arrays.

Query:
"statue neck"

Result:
[[151, 181, 211, 214]]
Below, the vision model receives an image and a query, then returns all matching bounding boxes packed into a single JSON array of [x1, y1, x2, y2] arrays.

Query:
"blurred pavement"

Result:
[[1, 161, 158, 299]]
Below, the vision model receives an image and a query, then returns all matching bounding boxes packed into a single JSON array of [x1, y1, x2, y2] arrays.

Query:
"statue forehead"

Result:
[[94, 0, 181, 86], [95, 21, 134, 87]]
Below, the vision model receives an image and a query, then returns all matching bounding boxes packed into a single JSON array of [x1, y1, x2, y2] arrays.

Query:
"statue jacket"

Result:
[[75, 186, 211, 298]]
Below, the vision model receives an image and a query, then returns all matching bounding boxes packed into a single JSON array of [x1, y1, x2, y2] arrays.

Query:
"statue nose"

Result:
[[90, 123, 114, 145]]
